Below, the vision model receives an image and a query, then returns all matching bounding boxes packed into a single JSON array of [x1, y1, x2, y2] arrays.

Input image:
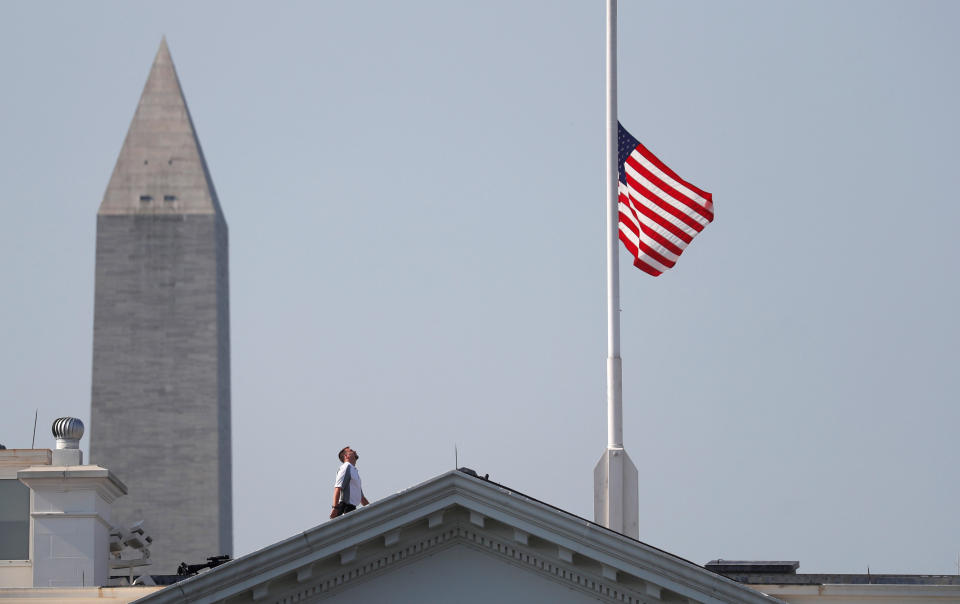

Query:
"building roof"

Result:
[[706, 559, 960, 603], [138, 470, 781, 603], [717, 572, 960, 587], [706, 559, 960, 586]]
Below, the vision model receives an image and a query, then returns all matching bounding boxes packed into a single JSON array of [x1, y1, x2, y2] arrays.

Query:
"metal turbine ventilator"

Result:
[[52, 417, 84, 450]]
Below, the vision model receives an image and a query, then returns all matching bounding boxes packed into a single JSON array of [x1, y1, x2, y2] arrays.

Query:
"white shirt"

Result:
[[334, 461, 363, 507]]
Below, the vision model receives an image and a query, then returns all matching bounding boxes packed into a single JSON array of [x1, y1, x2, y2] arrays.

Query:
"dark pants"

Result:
[[333, 503, 356, 518]]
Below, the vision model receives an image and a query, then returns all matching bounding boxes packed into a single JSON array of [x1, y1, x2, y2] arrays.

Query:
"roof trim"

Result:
[[140, 471, 779, 603]]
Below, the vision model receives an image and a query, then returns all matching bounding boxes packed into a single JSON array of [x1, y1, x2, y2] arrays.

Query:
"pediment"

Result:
[[235, 508, 667, 604], [138, 472, 780, 604]]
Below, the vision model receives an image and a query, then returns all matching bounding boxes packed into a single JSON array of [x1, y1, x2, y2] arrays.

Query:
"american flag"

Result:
[[617, 123, 713, 276]]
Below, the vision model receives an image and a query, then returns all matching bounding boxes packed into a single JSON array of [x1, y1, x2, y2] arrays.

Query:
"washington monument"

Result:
[[90, 39, 232, 574]]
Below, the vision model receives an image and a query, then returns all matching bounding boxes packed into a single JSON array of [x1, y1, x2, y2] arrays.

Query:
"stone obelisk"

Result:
[[90, 38, 232, 574]]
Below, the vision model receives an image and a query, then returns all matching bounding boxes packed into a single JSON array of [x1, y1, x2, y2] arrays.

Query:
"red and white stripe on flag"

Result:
[[617, 123, 713, 277]]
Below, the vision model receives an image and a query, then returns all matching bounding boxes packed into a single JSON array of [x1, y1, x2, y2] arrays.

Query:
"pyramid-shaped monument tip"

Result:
[[99, 36, 223, 217], [154, 36, 172, 66]]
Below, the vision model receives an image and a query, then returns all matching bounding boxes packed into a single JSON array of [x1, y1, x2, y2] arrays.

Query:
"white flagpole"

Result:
[[594, 0, 639, 539], [605, 0, 621, 451]]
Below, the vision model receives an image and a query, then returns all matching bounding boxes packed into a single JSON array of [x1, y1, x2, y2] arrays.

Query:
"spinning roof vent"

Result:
[[53, 417, 84, 449], [52, 417, 84, 465]]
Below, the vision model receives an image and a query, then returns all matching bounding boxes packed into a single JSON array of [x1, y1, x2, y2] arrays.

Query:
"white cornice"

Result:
[[18, 464, 128, 502]]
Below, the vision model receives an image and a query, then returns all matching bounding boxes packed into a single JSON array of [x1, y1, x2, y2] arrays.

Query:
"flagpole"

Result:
[[594, 0, 639, 539], [605, 0, 621, 451]]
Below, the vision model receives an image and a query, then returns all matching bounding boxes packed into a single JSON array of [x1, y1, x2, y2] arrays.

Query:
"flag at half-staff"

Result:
[[617, 122, 714, 276]]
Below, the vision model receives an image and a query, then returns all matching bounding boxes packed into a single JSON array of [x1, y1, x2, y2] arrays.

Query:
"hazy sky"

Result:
[[2, 1, 958, 575]]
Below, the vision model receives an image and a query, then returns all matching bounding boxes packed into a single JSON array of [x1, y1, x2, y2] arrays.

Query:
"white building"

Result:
[[132, 470, 960, 604], [707, 561, 960, 604], [3, 423, 959, 603], [136, 469, 779, 604], [0, 420, 163, 603]]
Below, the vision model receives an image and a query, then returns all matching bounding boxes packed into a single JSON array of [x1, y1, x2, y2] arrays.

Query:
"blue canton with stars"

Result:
[[617, 122, 640, 185]]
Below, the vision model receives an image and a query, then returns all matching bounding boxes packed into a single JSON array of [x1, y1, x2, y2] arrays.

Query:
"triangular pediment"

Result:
[[138, 472, 782, 603]]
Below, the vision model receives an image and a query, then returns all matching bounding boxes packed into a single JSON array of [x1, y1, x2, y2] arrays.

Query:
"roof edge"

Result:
[[140, 471, 779, 604]]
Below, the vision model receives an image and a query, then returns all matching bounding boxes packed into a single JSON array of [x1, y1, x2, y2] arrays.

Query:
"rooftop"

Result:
[[706, 559, 960, 586]]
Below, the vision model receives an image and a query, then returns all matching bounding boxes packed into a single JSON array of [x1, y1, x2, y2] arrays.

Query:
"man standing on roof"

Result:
[[331, 446, 369, 518]]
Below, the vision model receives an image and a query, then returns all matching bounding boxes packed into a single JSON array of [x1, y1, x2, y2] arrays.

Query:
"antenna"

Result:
[[31, 409, 38, 448], [454, 444, 458, 469]]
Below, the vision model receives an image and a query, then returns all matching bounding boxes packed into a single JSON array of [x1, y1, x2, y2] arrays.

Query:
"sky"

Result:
[[1, 0, 958, 576]]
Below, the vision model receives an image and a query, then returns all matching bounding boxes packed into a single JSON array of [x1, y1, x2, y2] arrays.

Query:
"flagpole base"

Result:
[[594, 447, 639, 538]]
